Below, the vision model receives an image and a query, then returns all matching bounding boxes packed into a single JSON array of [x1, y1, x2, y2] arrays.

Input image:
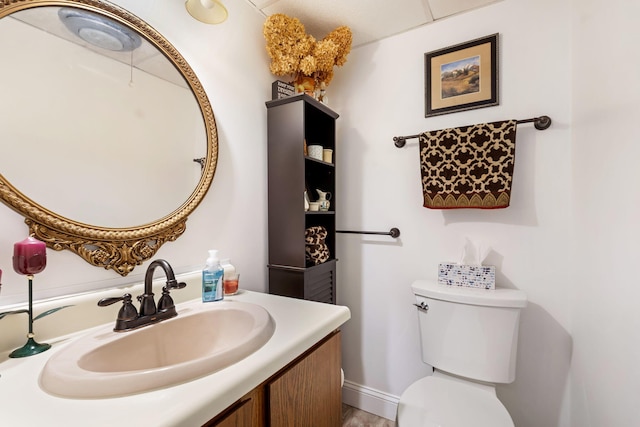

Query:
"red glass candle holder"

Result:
[[13, 236, 47, 275], [9, 237, 50, 358]]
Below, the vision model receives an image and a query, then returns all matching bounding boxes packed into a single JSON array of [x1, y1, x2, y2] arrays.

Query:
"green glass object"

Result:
[[8, 275, 51, 358], [9, 336, 51, 358]]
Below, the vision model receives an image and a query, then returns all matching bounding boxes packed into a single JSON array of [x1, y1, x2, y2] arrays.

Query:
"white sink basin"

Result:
[[40, 300, 275, 398]]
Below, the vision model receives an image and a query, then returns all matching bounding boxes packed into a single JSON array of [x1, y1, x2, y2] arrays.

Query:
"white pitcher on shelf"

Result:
[[316, 189, 332, 211]]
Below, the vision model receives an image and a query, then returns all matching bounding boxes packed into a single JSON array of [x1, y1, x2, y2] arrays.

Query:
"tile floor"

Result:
[[342, 404, 396, 427]]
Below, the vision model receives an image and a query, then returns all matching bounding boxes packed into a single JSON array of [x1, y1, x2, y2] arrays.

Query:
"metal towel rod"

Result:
[[392, 115, 552, 148], [337, 228, 401, 238]]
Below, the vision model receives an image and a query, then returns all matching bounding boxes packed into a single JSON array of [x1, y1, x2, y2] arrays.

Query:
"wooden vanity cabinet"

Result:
[[266, 94, 339, 304], [205, 331, 342, 427]]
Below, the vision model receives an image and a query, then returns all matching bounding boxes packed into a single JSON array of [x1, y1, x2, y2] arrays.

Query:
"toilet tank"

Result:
[[411, 280, 527, 384]]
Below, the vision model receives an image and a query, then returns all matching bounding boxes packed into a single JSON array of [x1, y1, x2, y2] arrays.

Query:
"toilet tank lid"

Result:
[[411, 280, 527, 308]]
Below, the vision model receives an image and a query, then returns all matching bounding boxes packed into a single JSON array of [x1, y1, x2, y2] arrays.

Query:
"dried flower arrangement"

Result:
[[263, 13, 352, 93]]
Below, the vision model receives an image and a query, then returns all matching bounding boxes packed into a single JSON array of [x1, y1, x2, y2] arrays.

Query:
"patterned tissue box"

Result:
[[438, 263, 496, 290]]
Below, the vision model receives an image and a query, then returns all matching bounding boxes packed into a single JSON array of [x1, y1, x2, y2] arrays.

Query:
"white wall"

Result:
[[0, 0, 273, 304], [330, 0, 575, 425], [570, 0, 640, 425]]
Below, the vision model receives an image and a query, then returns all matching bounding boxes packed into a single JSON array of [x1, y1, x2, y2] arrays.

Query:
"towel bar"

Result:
[[336, 228, 400, 238], [393, 115, 552, 148]]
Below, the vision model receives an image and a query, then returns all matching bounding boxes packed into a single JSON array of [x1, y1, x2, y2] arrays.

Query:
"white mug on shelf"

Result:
[[308, 145, 323, 160]]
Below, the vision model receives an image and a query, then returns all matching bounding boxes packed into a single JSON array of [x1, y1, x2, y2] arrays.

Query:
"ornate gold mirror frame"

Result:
[[0, 0, 218, 276]]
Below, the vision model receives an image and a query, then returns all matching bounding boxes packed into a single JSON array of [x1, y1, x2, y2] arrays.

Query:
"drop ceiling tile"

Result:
[[428, 0, 500, 20], [247, 0, 279, 8], [261, 0, 433, 47]]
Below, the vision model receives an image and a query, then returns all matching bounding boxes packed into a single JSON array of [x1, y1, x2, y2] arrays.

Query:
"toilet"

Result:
[[397, 279, 527, 427]]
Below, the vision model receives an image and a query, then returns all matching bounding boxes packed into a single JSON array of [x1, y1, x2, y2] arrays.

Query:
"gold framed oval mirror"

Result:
[[0, 0, 218, 276]]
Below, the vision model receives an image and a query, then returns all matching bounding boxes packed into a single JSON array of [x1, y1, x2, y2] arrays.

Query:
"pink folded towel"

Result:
[[419, 120, 517, 209]]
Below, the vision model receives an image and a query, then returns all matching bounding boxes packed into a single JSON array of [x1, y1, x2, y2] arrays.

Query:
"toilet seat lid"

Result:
[[397, 375, 514, 427]]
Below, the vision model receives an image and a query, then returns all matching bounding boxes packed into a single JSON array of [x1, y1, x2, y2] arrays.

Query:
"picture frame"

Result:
[[424, 33, 499, 117]]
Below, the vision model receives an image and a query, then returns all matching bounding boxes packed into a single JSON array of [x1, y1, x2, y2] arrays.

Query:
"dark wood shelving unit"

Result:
[[266, 94, 339, 304]]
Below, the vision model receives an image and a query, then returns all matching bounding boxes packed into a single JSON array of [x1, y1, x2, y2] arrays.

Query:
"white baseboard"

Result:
[[342, 380, 399, 422]]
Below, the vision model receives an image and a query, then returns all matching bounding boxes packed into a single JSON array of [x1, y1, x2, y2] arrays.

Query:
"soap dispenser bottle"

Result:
[[202, 250, 224, 302]]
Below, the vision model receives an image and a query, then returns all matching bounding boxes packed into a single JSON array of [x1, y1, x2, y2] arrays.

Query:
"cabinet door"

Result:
[[204, 387, 265, 427], [268, 331, 342, 427]]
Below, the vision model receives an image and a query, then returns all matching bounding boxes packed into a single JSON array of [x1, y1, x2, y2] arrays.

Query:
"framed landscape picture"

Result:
[[424, 33, 499, 117]]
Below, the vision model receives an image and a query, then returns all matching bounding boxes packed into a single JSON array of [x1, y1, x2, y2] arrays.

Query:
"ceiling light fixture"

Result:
[[58, 8, 141, 52], [185, 0, 228, 24]]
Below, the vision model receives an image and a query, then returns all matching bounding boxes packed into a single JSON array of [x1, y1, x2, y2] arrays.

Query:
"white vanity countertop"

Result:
[[0, 276, 350, 426]]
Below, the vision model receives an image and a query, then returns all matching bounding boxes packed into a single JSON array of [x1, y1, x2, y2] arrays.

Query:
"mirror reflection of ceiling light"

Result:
[[185, 0, 228, 24], [58, 8, 141, 52]]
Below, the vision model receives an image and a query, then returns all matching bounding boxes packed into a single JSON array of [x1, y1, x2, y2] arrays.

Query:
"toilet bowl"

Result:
[[398, 371, 513, 427], [397, 280, 527, 427]]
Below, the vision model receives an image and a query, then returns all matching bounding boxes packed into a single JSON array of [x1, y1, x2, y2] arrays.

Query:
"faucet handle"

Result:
[[98, 293, 131, 307], [98, 294, 138, 321], [158, 280, 186, 312]]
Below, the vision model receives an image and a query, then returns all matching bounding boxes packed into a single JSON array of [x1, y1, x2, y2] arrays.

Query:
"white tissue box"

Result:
[[438, 263, 496, 290]]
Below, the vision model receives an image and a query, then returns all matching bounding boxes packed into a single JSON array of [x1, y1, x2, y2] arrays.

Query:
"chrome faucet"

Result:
[[98, 259, 186, 332]]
